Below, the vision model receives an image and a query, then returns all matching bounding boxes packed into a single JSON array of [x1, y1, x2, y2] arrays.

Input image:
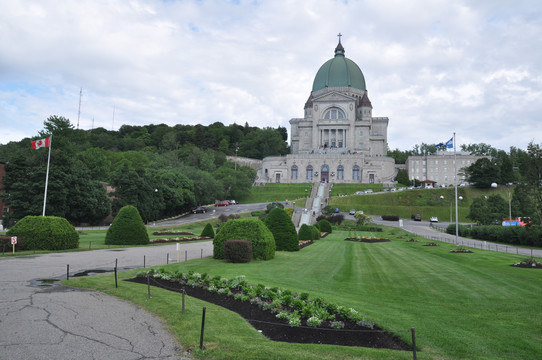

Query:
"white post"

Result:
[[42, 135, 52, 216]]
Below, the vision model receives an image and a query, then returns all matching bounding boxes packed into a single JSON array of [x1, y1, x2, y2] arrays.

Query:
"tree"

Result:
[[516, 142, 542, 224], [354, 211, 373, 225], [467, 195, 507, 225], [395, 169, 410, 186], [464, 158, 500, 188], [263, 208, 299, 251], [461, 143, 497, 156]]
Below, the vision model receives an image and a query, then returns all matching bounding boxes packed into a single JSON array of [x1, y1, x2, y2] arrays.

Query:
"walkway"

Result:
[[0, 241, 213, 360]]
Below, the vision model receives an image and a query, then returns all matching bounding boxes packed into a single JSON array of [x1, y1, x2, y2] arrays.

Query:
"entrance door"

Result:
[[275, 173, 281, 183], [321, 165, 329, 183]]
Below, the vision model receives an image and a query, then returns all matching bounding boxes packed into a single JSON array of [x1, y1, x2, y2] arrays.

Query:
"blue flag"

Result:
[[445, 137, 453, 148]]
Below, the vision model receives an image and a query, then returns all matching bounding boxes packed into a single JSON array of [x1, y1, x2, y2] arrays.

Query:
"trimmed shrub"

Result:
[[298, 224, 321, 241], [105, 205, 149, 245], [224, 240, 253, 263], [317, 219, 332, 233], [328, 214, 344, 225], [310, 226, 321, 240], [6, 216, 79, 250], [266, 202, 285, 213], [251, 210, 266, 217], [263, 208, 299, 251], [213, 218, 276, 260], [200, 223, 215, 238]]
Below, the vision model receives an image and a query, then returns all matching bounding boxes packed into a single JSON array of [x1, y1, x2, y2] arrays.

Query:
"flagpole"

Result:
[[42, 135, 52, 216], [453, 132, 459, 244]]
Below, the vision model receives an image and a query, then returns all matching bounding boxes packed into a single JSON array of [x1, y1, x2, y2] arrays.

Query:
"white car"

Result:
[[430, 216, 439, 223]]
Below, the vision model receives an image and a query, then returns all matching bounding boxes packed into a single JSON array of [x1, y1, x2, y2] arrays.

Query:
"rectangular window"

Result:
[[359, 131, 363, 136]]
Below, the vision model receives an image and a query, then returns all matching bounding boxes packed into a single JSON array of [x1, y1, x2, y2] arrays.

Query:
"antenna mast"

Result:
[[77, 88, 82, 129]]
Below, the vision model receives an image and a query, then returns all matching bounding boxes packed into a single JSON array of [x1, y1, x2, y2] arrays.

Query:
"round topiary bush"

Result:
[[105, 205, 149, 245], [213, 218, 275, 260], [299, 224, 321, 241], [200, 223, 215, 238], [6, 216, 79, 250], [317, 219, 332, 234], [266, 202, 284, 213], [264, 208, 299, 251]]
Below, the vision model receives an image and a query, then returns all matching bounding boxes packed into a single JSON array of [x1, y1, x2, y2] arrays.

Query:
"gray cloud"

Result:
[[1, 0, 541, 151]]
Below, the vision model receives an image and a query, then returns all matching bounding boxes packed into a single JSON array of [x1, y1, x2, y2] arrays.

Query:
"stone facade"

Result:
[[406, 152, 488, 187], [256, 38, 396, 186]]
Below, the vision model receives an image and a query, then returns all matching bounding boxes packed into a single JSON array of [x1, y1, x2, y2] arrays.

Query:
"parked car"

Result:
[[430, 216, 439, 223], [227, 200, 237, 205], [192, 206, 207, 214], [215, 200, 229, 207], [413, 214, 422, 221], [349, 209, 356, 215], [364, 189, 373, 193]]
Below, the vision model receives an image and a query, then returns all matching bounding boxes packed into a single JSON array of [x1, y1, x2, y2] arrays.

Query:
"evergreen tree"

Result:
[[264, 208, 299, 251]]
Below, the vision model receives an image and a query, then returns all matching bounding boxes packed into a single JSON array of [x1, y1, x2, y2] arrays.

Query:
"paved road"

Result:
[[369, 216, 542, 258], [0, 241, 213, 360]]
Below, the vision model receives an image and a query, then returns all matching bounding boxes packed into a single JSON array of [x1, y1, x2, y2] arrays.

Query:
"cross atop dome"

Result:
[[335, 33, 345, 55]]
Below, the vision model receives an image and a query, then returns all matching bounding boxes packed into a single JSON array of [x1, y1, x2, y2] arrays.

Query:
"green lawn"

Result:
[[66, 228, 542, 360], [241, 183, 310, 205], [330, 186, 512, 222]]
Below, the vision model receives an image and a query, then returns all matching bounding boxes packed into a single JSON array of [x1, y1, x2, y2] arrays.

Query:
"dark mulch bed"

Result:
[[128, 277, 410, 350], [423, 243, 439, 246], [345, 238, 390, 243], [511, 263, 542, 269], [450, 249, 473, 253], [298, 240, 314, 249]]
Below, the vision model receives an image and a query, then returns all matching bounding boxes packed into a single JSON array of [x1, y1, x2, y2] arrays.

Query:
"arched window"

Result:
[[352, 165, 360, 180], [291, 165, 298, 180], [306, 165, 313, 180], [323, 107, 345, 120], [337, 165, 344, 180]]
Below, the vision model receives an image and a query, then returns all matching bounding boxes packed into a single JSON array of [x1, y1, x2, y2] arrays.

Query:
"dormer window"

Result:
[[324, 108, 345, 120]]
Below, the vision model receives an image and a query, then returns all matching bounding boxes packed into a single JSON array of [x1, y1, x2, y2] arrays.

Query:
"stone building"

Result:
[[406, 152, 488, 187], [256, 38, 396, 186]]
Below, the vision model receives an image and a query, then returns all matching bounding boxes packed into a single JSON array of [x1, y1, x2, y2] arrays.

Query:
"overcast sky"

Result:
[[1, 0, 541, 151]]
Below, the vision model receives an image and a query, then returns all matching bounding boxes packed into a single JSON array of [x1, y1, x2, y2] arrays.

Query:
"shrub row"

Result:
[[298, 224, 321, 240], [381, 215, 399, 221], [316, 214, 344, 225], [446, 224, 542, 247]]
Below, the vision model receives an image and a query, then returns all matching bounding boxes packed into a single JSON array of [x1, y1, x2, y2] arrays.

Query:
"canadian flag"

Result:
[[31, 136, 51, 150]]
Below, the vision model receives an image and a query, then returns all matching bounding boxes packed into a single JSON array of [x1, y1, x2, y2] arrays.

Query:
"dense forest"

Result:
[[2, 115, 542, 227], [0, 116, 289, 226]]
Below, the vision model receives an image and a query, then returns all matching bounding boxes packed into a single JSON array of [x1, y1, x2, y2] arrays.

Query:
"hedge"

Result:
[[6, 216, 79, 250], [213, 218, 276, 260], [298, 224, 321, 241], [446, 224, 542, 247], [316, 219, 332, 234]]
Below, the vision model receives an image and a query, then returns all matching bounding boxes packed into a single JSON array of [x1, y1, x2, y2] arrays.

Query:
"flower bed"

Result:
[[512, 257, 542, 269], [298, 240, 314, 249], [423, 242, 439, 246], [450, 246, 473, 253], [129, 270, 409, 349], [150, 236, 211, 244], [345, 237, 390, 243], [152, 230, 194, 236]]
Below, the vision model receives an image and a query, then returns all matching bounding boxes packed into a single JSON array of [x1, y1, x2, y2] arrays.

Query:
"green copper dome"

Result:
[[312, 41, 366, 92]]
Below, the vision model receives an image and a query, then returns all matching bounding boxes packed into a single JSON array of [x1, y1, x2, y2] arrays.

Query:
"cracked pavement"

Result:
[[0, 241, 213, 360]]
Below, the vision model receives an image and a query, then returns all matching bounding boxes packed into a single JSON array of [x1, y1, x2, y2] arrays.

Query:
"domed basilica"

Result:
[[256, 37, 396, 186]]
